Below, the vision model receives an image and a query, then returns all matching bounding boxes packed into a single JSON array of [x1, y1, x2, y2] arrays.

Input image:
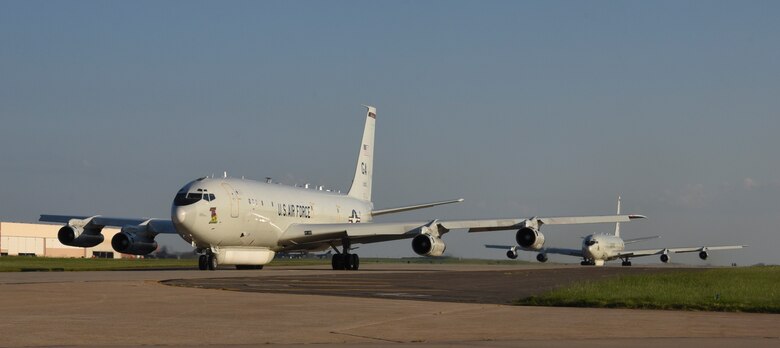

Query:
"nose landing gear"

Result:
[[197, 250, 218, 270]]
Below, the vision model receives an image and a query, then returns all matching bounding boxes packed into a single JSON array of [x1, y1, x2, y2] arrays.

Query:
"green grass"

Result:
[[0, 256, 196, 272], [516, 266, 780, 313], [0, 255, 523, 272]]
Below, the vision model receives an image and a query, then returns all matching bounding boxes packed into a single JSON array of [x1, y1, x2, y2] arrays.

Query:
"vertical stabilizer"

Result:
[[614, 196, 622, 237], [347, 106, 376, 201]]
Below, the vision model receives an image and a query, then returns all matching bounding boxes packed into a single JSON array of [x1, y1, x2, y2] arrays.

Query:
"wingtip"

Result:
[[629, 214, 647, 219]]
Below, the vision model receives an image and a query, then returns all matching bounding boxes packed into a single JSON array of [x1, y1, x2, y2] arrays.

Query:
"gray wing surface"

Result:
[[616, 245, 747, 258], [39, 214, 177, 234], [279, 215, 644, 251], [484, 244, 582, 257], [543, 247, 583, 257], [466, 215, 645, 232]]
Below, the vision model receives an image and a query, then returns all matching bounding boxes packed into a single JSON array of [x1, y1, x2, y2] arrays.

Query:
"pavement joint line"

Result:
[[328, 331, 406, 344]]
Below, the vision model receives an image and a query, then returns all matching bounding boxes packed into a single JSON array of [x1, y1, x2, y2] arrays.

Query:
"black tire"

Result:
[[331, 254, 345, 270], [343, 254, 354, 270], [207, 254, 218, 270], [350, 254, 360, 270], [198, 255, 208, 270]]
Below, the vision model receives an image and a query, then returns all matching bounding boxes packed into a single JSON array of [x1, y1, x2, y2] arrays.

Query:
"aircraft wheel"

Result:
[[207, 254, 218, 270], [332, 254, 345, 270], [343, 254, 354, 270], [198, 255, 208, 270], [350, 254, 360, 270]]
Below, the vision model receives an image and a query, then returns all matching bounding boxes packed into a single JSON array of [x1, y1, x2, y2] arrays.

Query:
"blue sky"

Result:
[[1, 1, 778, 265]]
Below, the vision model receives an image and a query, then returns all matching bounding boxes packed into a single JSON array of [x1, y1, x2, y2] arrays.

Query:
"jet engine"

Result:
[[660, 254, 670, 263], [516, 227, 545, 251], [57, 224, 104, 248], [699, 251, 708, 260], [506, 249, 518, 259], [111, 226, 158, 255], [411, 234, 446, 257], [536, 253, 548, 263]]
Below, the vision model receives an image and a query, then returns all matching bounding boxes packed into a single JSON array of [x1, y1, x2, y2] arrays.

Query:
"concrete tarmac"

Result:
[[0, 264, 777, 347]]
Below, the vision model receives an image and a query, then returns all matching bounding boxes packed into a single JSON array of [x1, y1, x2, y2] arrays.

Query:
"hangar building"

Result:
[[0, 221, 125, 258]]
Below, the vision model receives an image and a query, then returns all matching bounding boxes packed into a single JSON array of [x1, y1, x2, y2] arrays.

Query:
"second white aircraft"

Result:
[[486, 197, 745, 266], [42, 106, 647, 270]]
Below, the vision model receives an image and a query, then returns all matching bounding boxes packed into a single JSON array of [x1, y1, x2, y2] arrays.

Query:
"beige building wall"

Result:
[[0, 221, 125, 258]]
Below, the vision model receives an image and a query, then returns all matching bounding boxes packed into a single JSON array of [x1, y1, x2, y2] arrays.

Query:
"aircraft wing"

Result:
[[39, 214, 177, 234], [466, 214, 645, 232], [543, 247, 583, 257], [371, 198, 464, 216], [278, 221, 431, 250], [278, 214, 644, 251], [616, 245, 747, 258], [485, 244, 582, 257]]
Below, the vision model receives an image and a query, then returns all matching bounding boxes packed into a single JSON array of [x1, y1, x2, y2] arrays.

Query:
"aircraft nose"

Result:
[[172, 205, 198, 233], [174, 207, 188, 224]]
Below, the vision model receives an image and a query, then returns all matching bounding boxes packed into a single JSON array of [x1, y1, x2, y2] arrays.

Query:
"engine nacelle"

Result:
[[411, 234, 446, 257], [660, 254, 670, 263], [516, 227, 545, 251], [699, 251, 708, 260], [111, 230, 158, 255], [57, 225, 104, 248], [506, 249, 518, 259], [536, 253, 548, 263]]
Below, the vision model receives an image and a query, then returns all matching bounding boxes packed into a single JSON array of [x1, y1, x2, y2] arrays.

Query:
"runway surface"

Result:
[[1, 263, 778, 347], [164, 266, 690, 304]]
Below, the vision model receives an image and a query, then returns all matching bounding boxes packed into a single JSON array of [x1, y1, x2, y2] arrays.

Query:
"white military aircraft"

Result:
[[41, 106, 646, 271], [486, 197, 745, 266]]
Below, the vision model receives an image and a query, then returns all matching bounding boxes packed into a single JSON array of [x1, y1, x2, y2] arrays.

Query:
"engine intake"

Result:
[[660, 254, 670, 263], [57, 225, 104, 248], [516, 227, 545, 251], [412, 234, 446, 257], [699, 251, 708, 260]]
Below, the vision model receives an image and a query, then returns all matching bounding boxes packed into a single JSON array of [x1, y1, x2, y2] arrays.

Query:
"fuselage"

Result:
[[582, 234, 625, 261], [170, 177, 373, 251]]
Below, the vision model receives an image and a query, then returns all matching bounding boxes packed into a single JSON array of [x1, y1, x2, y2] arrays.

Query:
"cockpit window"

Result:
[[585, 240, 598, 246], [174, 192, 203, 206]]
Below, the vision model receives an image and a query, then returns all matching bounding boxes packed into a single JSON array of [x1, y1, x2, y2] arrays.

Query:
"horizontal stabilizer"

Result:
[[623, 235, 660, 244], [372, 198, 464, 216]]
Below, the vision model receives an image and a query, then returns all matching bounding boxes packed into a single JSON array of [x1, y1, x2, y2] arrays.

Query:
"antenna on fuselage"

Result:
[[223, 171, 228, 179]]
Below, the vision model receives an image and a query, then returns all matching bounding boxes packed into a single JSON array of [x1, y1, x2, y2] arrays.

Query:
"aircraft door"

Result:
[[221, 183, 240, 218]]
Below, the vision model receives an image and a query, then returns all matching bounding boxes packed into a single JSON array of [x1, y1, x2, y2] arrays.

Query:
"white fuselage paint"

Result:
[[171, 177, 373, 251], [582, 234, 625, 262]]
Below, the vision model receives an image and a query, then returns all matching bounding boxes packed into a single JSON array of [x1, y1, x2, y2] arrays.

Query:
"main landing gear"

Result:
[[331, 238, 360, 270], [621, 258, 632, 267], [580, 259, 596, 266]]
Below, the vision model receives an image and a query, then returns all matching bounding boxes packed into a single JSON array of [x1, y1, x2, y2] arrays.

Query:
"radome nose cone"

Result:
[[174, 207, 187, 224]]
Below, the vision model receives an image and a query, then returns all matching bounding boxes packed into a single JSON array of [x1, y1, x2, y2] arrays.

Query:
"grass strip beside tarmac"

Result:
[[0, 256, 524, 271], [516, 266, 780, 313], [0, 256, 195, 272]]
